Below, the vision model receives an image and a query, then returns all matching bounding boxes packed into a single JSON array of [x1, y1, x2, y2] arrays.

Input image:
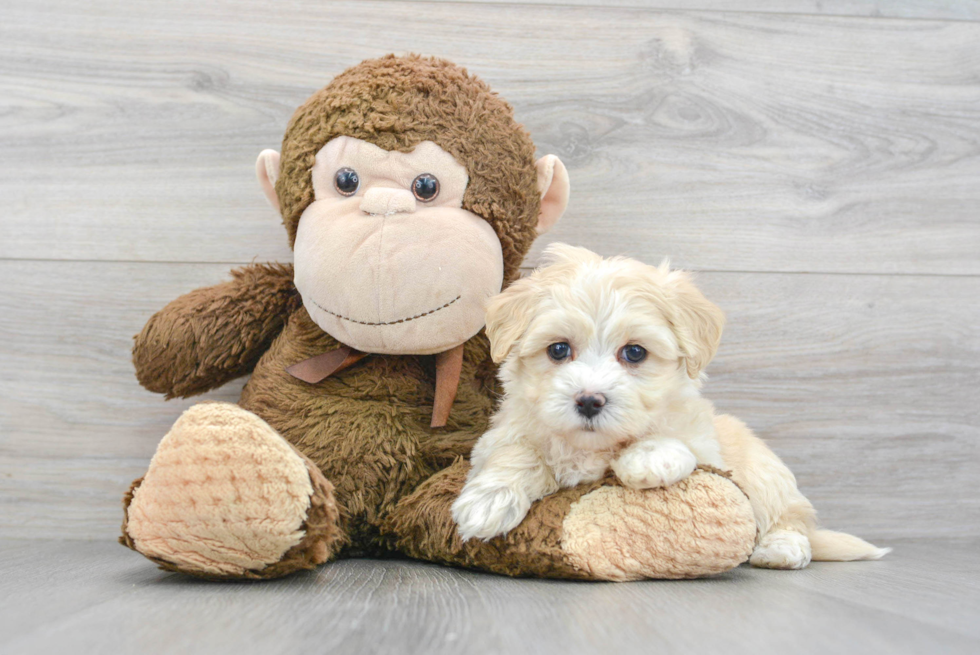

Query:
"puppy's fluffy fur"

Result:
[[452, 244, 889, 569]]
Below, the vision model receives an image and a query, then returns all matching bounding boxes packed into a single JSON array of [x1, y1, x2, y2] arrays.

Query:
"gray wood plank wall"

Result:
[[1, 0, 978, 541]]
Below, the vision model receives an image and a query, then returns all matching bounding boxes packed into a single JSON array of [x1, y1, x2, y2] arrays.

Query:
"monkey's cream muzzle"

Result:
[[292, 136, 504, 355]]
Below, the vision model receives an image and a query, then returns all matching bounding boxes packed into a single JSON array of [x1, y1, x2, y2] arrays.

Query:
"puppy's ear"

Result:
[[485, 277, 540, 364], [664, 269, 725, 379]]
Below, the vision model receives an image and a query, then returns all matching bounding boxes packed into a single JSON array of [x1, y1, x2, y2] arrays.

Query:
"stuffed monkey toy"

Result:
[[120, 54, 756, 580]]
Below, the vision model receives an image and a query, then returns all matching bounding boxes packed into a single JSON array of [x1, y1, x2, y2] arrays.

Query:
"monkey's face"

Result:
[[292, 136, 505, 355]]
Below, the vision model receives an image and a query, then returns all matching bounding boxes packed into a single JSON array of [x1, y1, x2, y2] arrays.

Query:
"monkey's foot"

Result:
[[121, 402, 342, 579], [386, 461, 756, 581]]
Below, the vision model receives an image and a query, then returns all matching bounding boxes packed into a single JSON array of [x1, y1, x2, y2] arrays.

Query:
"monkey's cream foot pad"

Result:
[[560, 469, 757, 580], [121, 402, 332, 578]]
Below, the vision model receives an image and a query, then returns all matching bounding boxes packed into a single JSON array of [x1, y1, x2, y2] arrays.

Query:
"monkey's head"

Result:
[[255, 55, 569, 356]]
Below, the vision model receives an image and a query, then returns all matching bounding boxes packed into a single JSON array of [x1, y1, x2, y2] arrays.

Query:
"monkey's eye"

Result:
[[334, 168, 359, 196], [412, 173, 440, 202], [620, 344, 648, 365], [547, 342, 572, 363]]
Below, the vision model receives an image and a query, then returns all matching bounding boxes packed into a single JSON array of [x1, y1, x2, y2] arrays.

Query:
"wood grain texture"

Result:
[[1, 538, 978, 654], [420, 1, 980, 21], [2, 260, 977, 540], [1, 1, 979, 273]]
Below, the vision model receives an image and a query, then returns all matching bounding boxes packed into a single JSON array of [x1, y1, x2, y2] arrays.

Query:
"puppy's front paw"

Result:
[[451, 484, 531, 541], [611, 441, 697, 490]]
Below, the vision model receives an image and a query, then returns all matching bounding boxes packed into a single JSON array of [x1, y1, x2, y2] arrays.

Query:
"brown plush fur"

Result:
[[125, 55, 757, 580], [134, 263, 300, 399], [386, 459, 599, 580], [237, 308, 497, 555]]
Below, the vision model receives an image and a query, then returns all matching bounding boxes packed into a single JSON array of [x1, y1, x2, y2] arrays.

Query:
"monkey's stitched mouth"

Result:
[[309, 295, 461, 327]]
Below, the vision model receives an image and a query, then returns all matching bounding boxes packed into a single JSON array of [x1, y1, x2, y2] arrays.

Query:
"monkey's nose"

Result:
[[360, 188, 417, 215], [574, 393, 606, 419]]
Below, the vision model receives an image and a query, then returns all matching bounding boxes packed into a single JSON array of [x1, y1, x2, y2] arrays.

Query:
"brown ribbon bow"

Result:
[[285, 343, 465, 428]]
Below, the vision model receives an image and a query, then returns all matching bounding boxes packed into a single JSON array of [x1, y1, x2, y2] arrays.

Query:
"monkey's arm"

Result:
[[133, 263, 300, 399]]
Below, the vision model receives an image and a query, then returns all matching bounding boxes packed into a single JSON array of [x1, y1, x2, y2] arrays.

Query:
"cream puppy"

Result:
[[452, 244, 889, 569]]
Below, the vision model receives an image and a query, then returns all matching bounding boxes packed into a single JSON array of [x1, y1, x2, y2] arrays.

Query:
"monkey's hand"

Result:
[[133, 263, 300, 399]]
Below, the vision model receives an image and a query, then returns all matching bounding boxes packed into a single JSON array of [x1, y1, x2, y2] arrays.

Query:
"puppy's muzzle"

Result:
[[574, 393, 606, 419]]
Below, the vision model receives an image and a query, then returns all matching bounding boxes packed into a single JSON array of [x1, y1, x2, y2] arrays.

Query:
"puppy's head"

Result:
[[486, 244, 724, 447]]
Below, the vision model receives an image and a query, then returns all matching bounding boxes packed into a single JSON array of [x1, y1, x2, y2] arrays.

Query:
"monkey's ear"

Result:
[[535, 155, 569, 235], [256, 149, 282, 213], [485, 277, 540, 364]]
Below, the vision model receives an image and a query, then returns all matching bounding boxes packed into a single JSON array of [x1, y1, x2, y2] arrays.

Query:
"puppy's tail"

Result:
[[808, 529, 891, 562]]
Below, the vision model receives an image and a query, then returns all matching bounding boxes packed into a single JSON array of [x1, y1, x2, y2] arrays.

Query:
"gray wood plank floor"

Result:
[[1, 538, 977, 655]]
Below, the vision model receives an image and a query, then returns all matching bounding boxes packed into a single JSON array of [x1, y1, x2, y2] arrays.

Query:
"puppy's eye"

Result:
[[334, 168, 359, 196], [412, 173, 440, 201], [547, 342, 572, 362], [620, 344, 647, 365]]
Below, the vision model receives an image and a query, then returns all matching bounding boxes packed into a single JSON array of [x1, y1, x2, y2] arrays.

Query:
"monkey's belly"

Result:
[[237, 317, 491, 551]]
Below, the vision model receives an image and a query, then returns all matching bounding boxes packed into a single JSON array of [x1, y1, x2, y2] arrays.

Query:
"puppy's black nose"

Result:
[[574, 393, 606, 419]]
